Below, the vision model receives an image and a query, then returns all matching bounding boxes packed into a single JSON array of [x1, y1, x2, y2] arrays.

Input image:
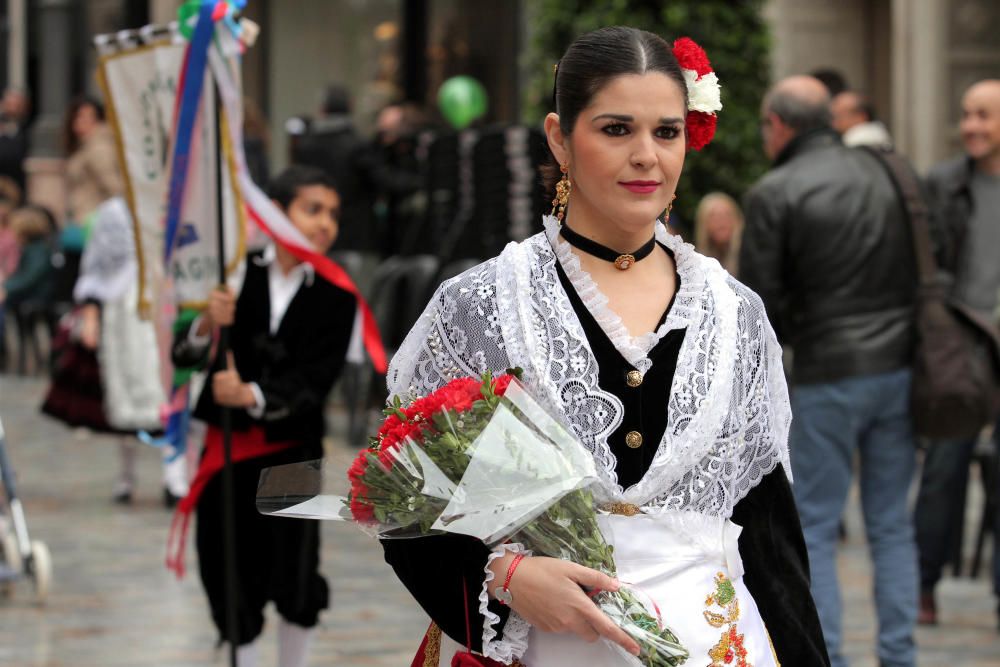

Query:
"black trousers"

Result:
[[196, 451, 329, 645]]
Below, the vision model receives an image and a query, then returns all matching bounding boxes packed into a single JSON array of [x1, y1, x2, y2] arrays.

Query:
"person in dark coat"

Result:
[[170, 166, 356, 667], [289, 85, 419, 256], [914, 78, 1000, 629], [740, 75, 918, 667], [0, 89, 31, 194]]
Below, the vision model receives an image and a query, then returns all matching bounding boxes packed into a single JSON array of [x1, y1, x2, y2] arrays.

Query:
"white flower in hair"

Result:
[[683, 69, 722, 114]]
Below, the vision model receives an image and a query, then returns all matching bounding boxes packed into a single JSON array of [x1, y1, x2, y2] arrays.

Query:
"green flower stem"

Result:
[[512, 489, 689, 665]]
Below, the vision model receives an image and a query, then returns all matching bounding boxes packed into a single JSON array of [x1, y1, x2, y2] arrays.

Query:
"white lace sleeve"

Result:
[[481, 543, 532, 663], [728, 276, 793, 486], [387, 257, 514, 402]]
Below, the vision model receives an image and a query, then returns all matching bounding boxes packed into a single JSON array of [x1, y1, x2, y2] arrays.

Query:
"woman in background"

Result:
[[693, 191, 743, 275]]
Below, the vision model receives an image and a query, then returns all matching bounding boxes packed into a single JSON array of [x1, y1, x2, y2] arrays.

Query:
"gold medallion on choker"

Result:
[[614, 254, 636, 271]]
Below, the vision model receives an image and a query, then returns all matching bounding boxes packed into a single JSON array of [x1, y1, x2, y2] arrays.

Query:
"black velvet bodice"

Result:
[[554, 251, 684, 489]]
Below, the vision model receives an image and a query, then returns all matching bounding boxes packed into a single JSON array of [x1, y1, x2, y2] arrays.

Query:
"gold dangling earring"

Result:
[[551, 164, 572, 223], [666, 193, 677, 219]]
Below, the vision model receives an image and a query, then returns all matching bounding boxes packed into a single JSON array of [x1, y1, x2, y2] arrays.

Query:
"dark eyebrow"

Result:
[[591, 113, 686, 125]]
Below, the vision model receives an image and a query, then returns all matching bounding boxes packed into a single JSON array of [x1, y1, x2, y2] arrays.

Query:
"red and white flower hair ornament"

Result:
[[672, 37, 722, 151]]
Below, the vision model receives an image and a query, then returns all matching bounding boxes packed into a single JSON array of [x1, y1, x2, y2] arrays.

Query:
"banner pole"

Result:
[[213, 77, 240, 667]]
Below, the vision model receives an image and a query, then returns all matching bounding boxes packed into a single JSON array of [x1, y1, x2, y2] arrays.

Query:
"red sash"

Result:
[[165, 425, 296, 578]]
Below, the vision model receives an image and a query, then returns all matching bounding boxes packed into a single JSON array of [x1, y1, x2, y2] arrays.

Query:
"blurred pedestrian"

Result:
[[810, 68, 848, 98], [741, 75, 919, 667], [831, 90, 893, 148], [693, 191, 743, 275], [48, 196, 172, 505], [63, 96, 123, 234], [0, 88, 31, 194], [242, 95, 270, 189], [169, 166, 356, 667], [1, 205, 56, 375], [0, 177, 22, 370], [55, 96, 124, 320], [914, 78, 1000, 629], [289, 84, 377, 254], [373, 101, 426, 256], [289, 85, 419, 259]]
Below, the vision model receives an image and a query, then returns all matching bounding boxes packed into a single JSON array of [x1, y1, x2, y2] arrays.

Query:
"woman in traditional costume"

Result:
[[41, 196, 176, 505], [383, 27, 829, 666]]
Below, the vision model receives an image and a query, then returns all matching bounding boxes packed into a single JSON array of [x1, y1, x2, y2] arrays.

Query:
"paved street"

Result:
[[1, 375, 998, 666]]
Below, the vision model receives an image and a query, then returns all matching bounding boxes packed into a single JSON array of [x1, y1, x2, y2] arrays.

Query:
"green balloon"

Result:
[[437, 76, 488, 130]]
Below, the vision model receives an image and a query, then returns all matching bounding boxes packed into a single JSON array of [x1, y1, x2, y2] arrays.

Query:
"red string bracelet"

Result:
[[495, 553, 525, 606]]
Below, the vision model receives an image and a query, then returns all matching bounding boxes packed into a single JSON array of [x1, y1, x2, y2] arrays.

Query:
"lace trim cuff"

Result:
[[481, 543, 532, 663]]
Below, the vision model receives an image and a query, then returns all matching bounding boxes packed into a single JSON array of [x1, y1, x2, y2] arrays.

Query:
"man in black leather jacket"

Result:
[[740, 76, 919, 667]]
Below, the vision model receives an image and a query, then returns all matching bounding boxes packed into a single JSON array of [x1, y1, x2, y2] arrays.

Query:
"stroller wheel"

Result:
[[1, 530, 21, 574], [29, 540, 51, 604]]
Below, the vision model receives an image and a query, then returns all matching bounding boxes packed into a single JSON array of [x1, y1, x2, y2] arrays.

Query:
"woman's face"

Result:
[[548, 72, 687, 235], [72, 104, 100, 142], [705, 201, 739, 246]]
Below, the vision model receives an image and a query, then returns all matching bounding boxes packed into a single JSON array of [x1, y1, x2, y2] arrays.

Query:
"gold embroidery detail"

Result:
[[704, 572, 752, 666], [600, 502, 642, 516], [766, 627, 781, 666], [423, 623, 441, 667]]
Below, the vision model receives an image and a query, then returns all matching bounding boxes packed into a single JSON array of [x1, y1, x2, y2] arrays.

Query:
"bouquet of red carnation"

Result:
[[258, 373, 689, 667]]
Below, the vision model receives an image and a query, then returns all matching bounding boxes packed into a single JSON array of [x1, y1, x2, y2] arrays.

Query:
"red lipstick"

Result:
[[619, 180, 660, 194]]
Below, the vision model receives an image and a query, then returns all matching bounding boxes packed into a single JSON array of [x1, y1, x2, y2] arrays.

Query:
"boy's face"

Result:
[[285, 184, 340, 255]]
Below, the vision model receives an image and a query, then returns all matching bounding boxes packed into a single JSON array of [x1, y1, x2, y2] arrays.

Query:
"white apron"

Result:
[[439, 512, 779, 666]]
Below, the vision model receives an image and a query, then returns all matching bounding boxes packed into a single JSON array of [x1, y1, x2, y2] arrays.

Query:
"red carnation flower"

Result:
[[350, 494, 375, 523], [493, 374, 515, 396], [672, 37, 712, 77], [347, 451, 369, 485], [686, 110, 717, 152], [377, 412, 404, 438]]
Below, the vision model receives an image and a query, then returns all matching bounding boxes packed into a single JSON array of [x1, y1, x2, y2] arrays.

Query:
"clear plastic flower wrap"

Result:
[[256, 373, 689, 666]]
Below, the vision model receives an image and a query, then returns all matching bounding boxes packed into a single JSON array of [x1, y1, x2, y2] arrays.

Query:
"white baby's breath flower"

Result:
[[683, 69, 722, 114]]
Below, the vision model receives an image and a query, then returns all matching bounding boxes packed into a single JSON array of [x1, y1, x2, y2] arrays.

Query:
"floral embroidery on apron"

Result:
[[704, 572, 751, 666]]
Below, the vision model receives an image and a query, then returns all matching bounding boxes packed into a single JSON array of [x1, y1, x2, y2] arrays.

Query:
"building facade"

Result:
[[766, 0, 1000, 172], [3, 0, 998, 217]]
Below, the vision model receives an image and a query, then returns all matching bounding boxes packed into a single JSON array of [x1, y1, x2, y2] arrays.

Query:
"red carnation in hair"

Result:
[[672, 37, 712, 77], [686, 111, 717, 152]]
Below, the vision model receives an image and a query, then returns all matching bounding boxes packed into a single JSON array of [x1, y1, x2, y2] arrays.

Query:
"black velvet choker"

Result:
[[559, 224, 657, 271]]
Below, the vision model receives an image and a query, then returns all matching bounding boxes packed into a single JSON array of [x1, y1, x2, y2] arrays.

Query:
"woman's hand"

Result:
[[197, 285, 236, 335], [489, 554, 640, 656], [79, 303, 101, 350], [212, 352, 256, 408]]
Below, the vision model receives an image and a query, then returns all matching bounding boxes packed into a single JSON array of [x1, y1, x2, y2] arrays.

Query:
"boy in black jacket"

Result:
[[171, 166, 355, 667]]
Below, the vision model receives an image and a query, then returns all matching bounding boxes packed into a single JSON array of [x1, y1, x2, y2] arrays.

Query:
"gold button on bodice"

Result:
[[626, 370, 643, 388], [625, 431, 643, 449]]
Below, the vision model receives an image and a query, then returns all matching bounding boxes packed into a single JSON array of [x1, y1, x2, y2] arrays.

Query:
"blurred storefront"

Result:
[[2, 0, 523, 213], [3, 0, 998, 215], [239, 0, 521, 172]]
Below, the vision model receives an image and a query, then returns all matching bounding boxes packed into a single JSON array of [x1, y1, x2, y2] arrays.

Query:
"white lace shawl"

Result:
[[387, 217, 792, 662]]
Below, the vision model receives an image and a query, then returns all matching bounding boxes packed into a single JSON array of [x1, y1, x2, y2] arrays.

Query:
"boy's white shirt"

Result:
[[187, 243, 314, 417]]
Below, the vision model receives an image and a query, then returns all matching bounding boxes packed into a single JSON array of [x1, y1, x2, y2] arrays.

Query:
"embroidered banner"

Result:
[[97, 25, 246, 315]]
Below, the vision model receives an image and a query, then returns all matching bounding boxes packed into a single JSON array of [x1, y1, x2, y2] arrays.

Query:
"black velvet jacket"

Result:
[[171, 250, 357, 452], [383, 247, 830, 666]]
